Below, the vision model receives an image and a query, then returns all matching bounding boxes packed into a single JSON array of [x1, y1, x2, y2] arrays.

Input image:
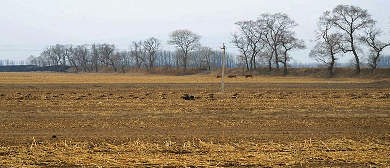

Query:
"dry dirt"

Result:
[[0, 72, 389, 167]]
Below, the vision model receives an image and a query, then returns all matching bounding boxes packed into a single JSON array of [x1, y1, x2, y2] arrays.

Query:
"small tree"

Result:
[[232, 33, 251, 70], [143, 37, 161, 69], [130, 41, 144, 68], [168, 29, 200, 71], [279, 31, 306, 76], [113, 51, 130, 73], [74, 45, 90, 72], [310, 11, 343, 77], [197, 46, 213, 70], [99, 44, 117, 71], [51, 44, 66, 66], [27, 55, 37, 66], [233, 20, 264, 70], [359, 27, 390, 74], [90, 44, 101, 72]]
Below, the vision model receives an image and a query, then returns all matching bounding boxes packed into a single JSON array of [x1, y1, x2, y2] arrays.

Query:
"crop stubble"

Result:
[[0, 72, 389, 167]]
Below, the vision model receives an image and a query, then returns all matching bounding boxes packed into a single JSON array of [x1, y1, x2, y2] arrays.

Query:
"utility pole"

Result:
[[221, 43, 226, 93]]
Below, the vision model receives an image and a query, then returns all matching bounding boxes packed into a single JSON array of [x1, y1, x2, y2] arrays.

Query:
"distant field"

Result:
[[0, 72, 389, 167], [0, 72, 381, 84]]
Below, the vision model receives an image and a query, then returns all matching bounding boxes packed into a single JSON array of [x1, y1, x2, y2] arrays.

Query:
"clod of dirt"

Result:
[[253, 93, 263, 98], [159, 93, 167, 99], [232, 93, 238, 99], [331, 95, 341, 99], [181, 94, 194, 100], [206, 93, 216, 100], [378, 93, 390, 99]]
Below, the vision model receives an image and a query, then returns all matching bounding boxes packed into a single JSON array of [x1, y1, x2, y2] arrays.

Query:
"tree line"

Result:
[[26, 34, 236, 73], [22, 4, 390, 76], [232, 4, 390, 77]]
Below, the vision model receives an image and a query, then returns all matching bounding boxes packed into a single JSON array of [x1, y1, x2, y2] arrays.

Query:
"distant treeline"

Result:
[[1, 55, 390, 69], [0, 65, 70, 72], [21, 43, 237, 73]]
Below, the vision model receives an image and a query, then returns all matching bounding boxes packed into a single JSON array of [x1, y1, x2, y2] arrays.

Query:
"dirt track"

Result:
[[0, 73, 389, 167]]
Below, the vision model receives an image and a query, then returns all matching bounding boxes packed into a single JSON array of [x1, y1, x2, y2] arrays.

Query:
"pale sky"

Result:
[[0, 0, 389, 63]]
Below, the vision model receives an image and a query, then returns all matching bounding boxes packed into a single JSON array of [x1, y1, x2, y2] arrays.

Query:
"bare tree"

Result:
[[233, 20, 264, 70], [359, 27, 390, 74], [113, 51, 129, 73], [279, 31, 306, 76], [197, 46, 214, 70], [90, 44, 101, 72], [74, 45, 90, 72], [64, 44, 79, 72], [232, 33, 251, 70], [130, 41, 144, 68], [41, 48, 54, 66], [168, 29, 200, 71], [143, 37, 161, 69], [99, 44, 117, 71], [258, 13, 298, 70], [51, 44, 66, 66], [27, 55, 38, 66], [330, 4, 376, 74], [36, 55, 48, 67], [310, 11, 343, 77]]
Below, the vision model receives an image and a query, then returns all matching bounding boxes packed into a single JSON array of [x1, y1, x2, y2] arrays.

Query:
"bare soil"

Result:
[[0, 73, 389, 167]]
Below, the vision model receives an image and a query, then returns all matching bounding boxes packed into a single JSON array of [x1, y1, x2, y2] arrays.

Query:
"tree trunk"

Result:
[[245, 56, 250, 71], [95, 62, 99, 72], [283, 62, 287, 76], [329, 59, 335, 78], [283, 54, 288, 76], [275, 53, 280, 69], [350, 35, 361, 74], [183, 54, 187, 72], [268, 56, 272, 70], [372, 54, 379, 75], [253, 55, 256, 70]]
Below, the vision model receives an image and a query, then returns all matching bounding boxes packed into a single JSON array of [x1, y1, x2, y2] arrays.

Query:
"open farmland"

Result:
[[0, 72, 389, 167]]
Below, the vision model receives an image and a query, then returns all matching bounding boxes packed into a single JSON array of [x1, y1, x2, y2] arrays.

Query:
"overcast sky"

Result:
[[0, 0, 389, 63]]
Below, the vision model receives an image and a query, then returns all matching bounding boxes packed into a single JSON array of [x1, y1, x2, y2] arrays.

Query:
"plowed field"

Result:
[[0, 72, 389, 167]]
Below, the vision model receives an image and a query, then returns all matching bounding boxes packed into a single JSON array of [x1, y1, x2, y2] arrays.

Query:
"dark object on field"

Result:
[[52, 135, 57, 139], [245, 74, 253, 78], [181, 94, 195, 100], [232, 93, 238, 99], [216, 75, 222, 78], [228, 74, 237, 78], [207, 93, 215, 100]]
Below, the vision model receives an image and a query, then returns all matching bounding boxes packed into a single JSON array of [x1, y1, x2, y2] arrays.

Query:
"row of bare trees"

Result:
[[233, 5, 389, 77], [27, 31, 235, 73], [232, 13, 306, 76], [309, 5, 390, 76], [25, 5, 389, 76]]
